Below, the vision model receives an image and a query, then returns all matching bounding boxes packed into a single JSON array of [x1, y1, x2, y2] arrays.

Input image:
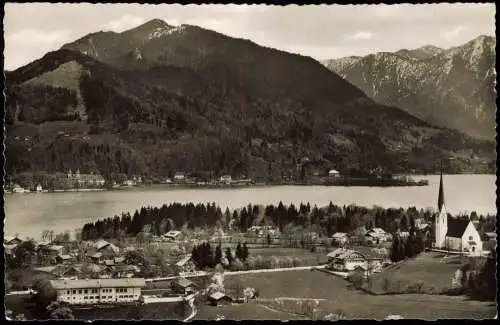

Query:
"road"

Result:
[[146, 264, 328, 283]]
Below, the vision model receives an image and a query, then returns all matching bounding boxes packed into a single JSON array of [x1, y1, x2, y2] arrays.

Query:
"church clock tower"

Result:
[[434, 170, 448, 248]]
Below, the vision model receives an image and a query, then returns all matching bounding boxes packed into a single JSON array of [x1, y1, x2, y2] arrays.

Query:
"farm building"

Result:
[[175, 255, 196, 274], [50, 278, 145, 305], [328, 169, 340, 178], [171, 277, 197, 295], [331, 232, 348, 245], [207, 292, 232, 306], [163, 230, 182, 241], [327, 248, 367, 272], [365, 228, 390, 244]]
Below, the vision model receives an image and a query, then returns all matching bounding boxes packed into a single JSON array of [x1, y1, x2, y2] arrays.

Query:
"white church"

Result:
[[433, 172, 482, 256]]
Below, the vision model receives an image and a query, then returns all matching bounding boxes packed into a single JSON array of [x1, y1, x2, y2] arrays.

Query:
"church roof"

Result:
[[445, 218, 470, 238]]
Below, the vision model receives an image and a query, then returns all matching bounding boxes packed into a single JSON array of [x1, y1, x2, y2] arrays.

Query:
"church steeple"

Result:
[[438, 169, 445, 213]]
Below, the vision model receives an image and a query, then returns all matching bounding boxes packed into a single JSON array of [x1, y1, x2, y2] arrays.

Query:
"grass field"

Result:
[[196, 301, 306, 320], [369, 251, 470, 294], [210, 269, 496, 320], [246, 247, 329, 265]]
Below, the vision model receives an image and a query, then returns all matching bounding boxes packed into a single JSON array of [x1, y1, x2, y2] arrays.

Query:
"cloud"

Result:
[[441, 25, 467, 41], [104, 14, 146, 32], [349, 31, 373, 41]]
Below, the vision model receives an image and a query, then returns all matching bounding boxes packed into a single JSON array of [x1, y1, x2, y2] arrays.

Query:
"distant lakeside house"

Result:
[[67, 169, 105, 187]]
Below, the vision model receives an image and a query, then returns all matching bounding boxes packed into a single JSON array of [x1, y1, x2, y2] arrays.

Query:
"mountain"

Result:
[[5, 20, 495, 180], [324, 35, 496, 140]]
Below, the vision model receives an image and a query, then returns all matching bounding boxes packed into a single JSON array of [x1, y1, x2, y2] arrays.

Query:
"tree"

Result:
[[267, 233, 272, 247], [235, 242, 243, 261], [33, 279, 57, 308], [225, 247, 233, 266], [46, 301, 74, 320], [215, 244, 223, 265], [241, 242, 249, 261], [230, 258, 244, 271]]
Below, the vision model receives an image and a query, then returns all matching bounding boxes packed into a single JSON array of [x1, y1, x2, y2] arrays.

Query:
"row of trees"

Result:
[[80, 200, 495, 244], [192, 242, 250, 270], [389, 228, 427, 262]]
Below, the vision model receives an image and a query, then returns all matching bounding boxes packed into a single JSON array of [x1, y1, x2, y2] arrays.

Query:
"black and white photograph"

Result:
[[3, 2, 497, 321]]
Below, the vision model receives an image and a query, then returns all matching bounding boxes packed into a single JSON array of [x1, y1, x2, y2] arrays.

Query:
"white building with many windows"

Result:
[[50, 278, 146, 305]]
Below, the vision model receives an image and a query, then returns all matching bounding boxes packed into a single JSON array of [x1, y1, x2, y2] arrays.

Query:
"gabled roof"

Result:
[[175, 255, 192, 267], [47, 245, 64, 251], [174, 277, 195, 288], [165, 230, 181, 237], [446, 218, 471, 238], [50, 278, 146, 290], [94, 240, 111, 250], [332, 232, 348, 239], [209, 291, 229, 300]]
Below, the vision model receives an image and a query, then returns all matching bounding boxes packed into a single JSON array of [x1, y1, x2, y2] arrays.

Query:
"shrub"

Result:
[[405, 280, 424, 294], [292, 256, 301, 267], [269, 256, 280, 269], [230, 258, 244, 271]]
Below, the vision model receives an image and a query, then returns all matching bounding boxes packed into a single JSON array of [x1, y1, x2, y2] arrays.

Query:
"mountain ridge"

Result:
[[5, 22, 495, 179], [324, 35, 496, 140]]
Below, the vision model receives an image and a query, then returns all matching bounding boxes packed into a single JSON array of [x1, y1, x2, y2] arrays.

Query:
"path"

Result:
[[182, 293, 198, 322], [146, 265, 327, 283], [5, 290, 35, 296]]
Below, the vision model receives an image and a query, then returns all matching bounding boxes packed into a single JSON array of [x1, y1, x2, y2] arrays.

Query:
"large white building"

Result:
[[434, 172, 482, 256], [50, 278, 146, 305]]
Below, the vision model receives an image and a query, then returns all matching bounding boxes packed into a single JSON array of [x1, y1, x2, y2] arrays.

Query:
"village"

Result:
[[4, 173, 497, 320], [5, 165, 428, 194]]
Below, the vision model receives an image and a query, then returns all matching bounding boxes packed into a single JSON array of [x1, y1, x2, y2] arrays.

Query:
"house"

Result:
[[331, 232, 349, 246], [481, 232, 497, 253], [163, 230, 182, 241], [434, 172, 482, 256], [349, 264, 369, 279], [12, 184, 26, 193], [207, 292, 232, 306], [327, 248, 367, 272], [365, 228, 389, 244], [56, 254, 75, 264], [123, 180, 136, 186], [247, 226, 280, 238], [88, 252, 104, 264], [328, 169, 340, 178], [173, 172, 185, 182], [219, 175, 232, 184], [67, 169, 105, 187], [50, 278, 146, 305], [36, 184, 43, 192], [4, 236, 23, 246], [38, 245, 65, 265], [174, 255, 196, 274], [109, 265, 141, 278], [94, 240, 120, 258], [171, 277, 197, 295]]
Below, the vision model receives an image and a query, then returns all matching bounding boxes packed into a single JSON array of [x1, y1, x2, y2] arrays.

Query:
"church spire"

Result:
[[438, 169, 445, 213]]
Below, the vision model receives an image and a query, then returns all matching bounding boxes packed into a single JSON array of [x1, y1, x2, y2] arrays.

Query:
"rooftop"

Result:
[[446, 218, 471, 238], [50, 278, 146, 290], [174, 277, 195, 288]]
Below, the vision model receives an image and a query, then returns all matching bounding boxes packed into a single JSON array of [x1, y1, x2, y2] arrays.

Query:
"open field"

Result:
[[196, 301, 307, 320], [369, 251, 472, 294], [246, 247, 329, 265], [214, 269, 496, 320]]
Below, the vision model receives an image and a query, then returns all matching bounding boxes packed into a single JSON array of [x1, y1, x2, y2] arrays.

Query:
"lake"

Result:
[[4, 175, 496, 240]]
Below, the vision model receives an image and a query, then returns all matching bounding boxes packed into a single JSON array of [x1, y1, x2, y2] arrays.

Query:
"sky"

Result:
[[3, 3, 496, 71]]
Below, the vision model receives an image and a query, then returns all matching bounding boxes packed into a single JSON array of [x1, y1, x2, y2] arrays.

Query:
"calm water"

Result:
[[4, 175, 496, 240]]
